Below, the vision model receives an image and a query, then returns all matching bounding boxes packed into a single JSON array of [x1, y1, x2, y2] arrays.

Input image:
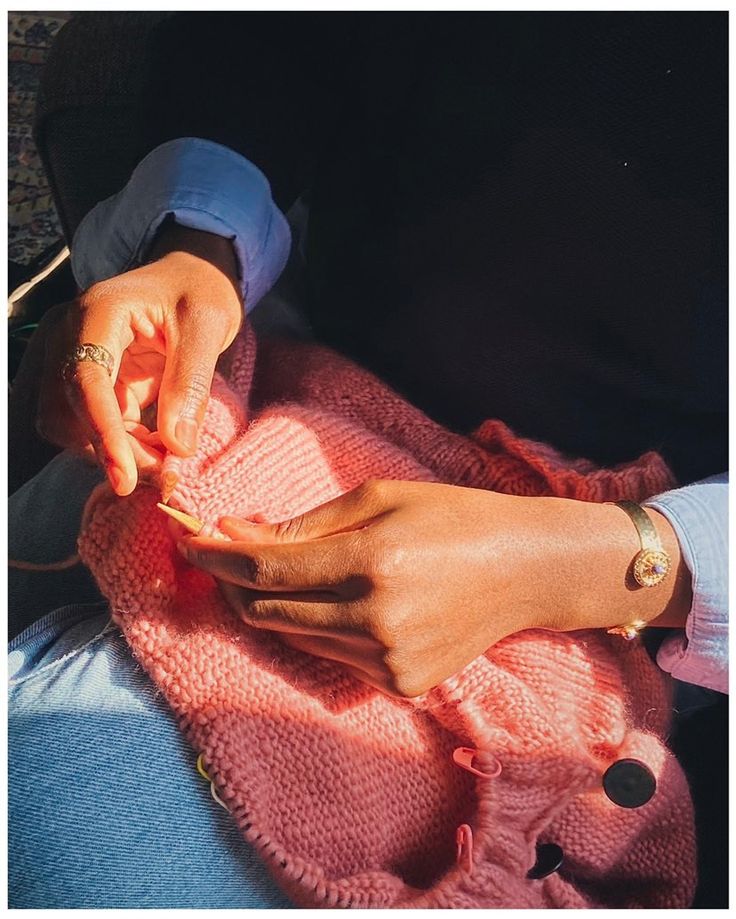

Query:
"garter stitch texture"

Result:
[[78, 325, 695, 909]]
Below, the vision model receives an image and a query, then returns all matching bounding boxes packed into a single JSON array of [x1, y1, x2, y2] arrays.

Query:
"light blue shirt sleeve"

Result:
[[70, 137, 292, 311], [645, 473, 728, 694]]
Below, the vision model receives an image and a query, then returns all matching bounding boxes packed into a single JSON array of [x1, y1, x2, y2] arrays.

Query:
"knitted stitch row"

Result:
[[78, 325, 695, 908]]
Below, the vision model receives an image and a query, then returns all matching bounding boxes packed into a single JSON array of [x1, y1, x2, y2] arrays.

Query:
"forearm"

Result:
[[516, 484, 728, 695]]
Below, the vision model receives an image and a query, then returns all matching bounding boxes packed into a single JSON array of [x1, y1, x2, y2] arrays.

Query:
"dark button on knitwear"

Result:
[[602, 758, 657, 809], [527, 843, 564, 880]]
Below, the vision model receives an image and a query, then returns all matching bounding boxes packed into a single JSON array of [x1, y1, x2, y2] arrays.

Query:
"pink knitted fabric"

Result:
[[78, 326, 695, 908]]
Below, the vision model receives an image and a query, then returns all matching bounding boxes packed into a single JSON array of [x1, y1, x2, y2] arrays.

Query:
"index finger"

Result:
[[177, 531, 358, 593], [63, 313, 137, 495]]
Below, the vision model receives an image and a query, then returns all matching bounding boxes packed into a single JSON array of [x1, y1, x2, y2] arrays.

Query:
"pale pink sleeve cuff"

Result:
[[645, 473, 728, 694]]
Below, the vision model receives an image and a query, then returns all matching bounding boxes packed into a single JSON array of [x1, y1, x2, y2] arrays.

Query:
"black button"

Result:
[[527, 843, 564, 880], [602, 758, 656, 809]]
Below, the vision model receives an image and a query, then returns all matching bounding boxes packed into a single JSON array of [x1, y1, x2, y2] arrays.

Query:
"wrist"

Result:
[[147, 221, 241, 299], [540, 499, 693, 633]]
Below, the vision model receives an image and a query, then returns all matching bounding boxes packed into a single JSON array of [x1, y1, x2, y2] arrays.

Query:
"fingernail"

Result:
[[199, 524, 232, 542], [175, 417, 198, 453]]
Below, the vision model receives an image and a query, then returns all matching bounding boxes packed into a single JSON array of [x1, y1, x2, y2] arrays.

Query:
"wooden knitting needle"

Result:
[[156, 502, 205, 535], [156, 503, 230, 541]]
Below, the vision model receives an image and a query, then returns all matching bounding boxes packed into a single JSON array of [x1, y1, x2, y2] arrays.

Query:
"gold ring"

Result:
[[61, 343, 114, 381]]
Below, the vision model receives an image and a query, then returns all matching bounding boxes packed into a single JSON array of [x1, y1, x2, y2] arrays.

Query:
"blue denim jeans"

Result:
[[8, 453, 291, 908]]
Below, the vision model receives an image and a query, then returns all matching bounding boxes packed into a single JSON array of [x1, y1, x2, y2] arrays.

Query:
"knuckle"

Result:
[[239, 553, 278, 589], [370, 533, 407, 583], [355, 478, 385, 504], [78, 286, 104, 311], [272, 515, 304, 543], [386, 661, 425, 699], [243, 599, 280, 628], [186, 371, 210, 399], [82, 270, 140, 302], [370, 617, 395, 652], [82, 277, 114, 300], [61, 358, 111, 399], [378, 544, 405, 582], [198, 300, 229, 322], [65, 360, 100, 386], [394, 679, 426, 700], [217, 580, 246, 614], [176, 297, 237, 341], [359, 599, 398, 650], [179, 368, 211, 416], [79, 281, 121, 314]]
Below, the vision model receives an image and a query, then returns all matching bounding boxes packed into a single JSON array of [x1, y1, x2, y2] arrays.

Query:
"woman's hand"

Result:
[[36, 224, 243, 495], [177, 480, 692, 697]]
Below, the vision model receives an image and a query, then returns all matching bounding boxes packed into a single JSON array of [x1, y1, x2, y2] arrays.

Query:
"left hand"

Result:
[[35, 224, 243, 496], [177, 480, 691, 697]]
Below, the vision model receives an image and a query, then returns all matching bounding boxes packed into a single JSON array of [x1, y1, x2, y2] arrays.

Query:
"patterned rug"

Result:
[[9, 12, 72, 268]]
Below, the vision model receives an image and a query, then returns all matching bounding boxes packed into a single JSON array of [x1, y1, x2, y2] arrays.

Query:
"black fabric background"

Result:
[[143, 12, 727, 485]]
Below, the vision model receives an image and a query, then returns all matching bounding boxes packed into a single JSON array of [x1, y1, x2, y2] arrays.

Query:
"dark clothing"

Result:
[[138, 12, 727, 485]]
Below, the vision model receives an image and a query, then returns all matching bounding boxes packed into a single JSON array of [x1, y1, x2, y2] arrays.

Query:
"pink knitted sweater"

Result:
[[78, 327, 696, 908]]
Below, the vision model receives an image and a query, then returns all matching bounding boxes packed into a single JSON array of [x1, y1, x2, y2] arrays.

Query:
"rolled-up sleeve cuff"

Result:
[[71, 137, 291, 311], [645, 473, 728, 694]]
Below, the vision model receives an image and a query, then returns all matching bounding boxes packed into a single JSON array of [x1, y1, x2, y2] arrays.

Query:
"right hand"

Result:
[[36, 225, 243, 495]]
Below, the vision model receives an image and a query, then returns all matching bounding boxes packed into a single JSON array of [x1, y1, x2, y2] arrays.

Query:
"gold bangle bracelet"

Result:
[[613, 501, 671, 588], [606, 501, 671, 640]]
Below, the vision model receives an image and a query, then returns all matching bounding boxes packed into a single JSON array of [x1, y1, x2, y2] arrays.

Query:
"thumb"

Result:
[[157, 306, 234, 456], [219, 482, 386, 545]]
